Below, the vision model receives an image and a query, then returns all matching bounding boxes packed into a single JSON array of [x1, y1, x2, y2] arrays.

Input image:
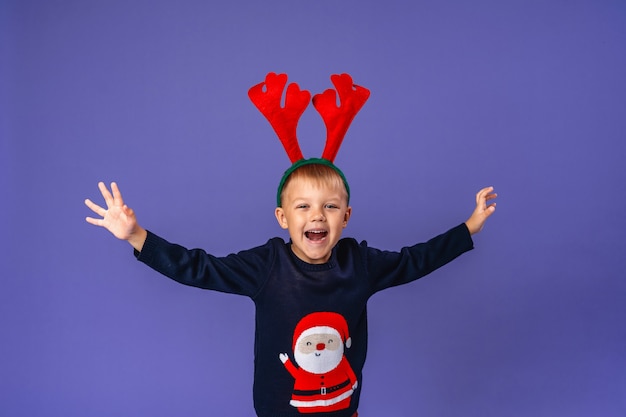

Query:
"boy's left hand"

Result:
[[465, 186, 497, 235]]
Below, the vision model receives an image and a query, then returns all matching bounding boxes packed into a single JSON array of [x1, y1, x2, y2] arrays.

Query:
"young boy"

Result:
[[85, 162, 496, 417]]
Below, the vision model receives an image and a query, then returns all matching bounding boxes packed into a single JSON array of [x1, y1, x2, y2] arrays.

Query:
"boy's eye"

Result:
[[325, 204, 338, 209]]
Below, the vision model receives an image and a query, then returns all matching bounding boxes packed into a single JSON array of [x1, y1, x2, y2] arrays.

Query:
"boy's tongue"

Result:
[[306, 230, 328, 241]]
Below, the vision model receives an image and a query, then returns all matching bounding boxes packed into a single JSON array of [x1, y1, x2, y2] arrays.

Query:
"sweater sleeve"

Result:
[[365, 223, 474, 293], [134, 231, 273, 298]]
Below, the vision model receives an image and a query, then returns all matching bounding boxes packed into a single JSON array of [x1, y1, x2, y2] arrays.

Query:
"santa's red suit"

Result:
[[283, 355, 358, 413]]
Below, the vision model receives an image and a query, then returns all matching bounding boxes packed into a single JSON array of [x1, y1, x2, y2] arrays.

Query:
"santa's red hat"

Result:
[[293, 312, 352, 351]]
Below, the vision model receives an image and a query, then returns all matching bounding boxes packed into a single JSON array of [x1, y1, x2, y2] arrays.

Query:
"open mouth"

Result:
[[305, 230, 328, 241]]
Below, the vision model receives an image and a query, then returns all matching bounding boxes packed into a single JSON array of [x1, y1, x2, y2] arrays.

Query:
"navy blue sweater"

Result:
[[136, 223, 473, 417]]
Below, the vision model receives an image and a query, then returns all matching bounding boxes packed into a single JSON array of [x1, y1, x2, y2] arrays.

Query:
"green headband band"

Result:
[[276, 158, 350, 207]]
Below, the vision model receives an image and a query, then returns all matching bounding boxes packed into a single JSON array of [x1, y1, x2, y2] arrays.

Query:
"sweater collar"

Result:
[[287, 241, 338, 271]]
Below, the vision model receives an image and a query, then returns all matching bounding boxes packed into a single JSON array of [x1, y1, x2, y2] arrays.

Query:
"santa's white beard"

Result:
[[294, 346, 344, 374]]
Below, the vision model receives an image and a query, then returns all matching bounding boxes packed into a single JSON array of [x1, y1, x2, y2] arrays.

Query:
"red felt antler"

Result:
[[248, 72, 311, 163], [313, 74, 370, 162]]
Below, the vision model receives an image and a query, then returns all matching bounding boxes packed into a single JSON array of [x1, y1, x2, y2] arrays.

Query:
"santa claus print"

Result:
[[279, 312, 358, 413]]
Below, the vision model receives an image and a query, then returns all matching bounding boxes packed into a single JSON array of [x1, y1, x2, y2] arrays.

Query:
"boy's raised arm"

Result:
[[464, 186, 497, 235], [85, 182, 147, 252]]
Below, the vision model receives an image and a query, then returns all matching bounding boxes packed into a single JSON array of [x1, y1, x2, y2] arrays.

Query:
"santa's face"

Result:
[[294, 331, 344, 374]]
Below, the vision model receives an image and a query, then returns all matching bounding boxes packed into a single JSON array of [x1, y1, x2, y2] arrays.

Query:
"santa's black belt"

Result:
[[293, 379, 351, 396]]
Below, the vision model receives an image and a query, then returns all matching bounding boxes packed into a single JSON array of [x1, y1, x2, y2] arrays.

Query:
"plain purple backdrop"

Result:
[[2, 1, 625, 416]]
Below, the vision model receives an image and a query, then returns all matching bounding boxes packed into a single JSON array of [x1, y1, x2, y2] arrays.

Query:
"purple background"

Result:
[[2, 1, 625, 416]]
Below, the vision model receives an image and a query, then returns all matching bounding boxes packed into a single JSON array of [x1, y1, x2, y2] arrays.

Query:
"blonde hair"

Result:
[[279, 163, 349, 207]]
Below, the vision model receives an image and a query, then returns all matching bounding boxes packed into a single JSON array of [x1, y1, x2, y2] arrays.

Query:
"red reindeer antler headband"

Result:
[[248, 72, 370, 206]]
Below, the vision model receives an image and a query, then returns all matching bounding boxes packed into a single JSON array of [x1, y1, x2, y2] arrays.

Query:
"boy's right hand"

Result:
[[85, 182, 147, 252]]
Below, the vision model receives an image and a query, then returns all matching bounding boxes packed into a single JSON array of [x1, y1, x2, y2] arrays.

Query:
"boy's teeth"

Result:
[[306, 230, 327, 240]]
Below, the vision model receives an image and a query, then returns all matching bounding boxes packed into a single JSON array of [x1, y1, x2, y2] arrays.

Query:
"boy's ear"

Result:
[[343, 206, 352, 228], [275, 207, 289, 229]]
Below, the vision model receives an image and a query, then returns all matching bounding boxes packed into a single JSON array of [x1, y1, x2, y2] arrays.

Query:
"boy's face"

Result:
[[275, 176, 351, 264]]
